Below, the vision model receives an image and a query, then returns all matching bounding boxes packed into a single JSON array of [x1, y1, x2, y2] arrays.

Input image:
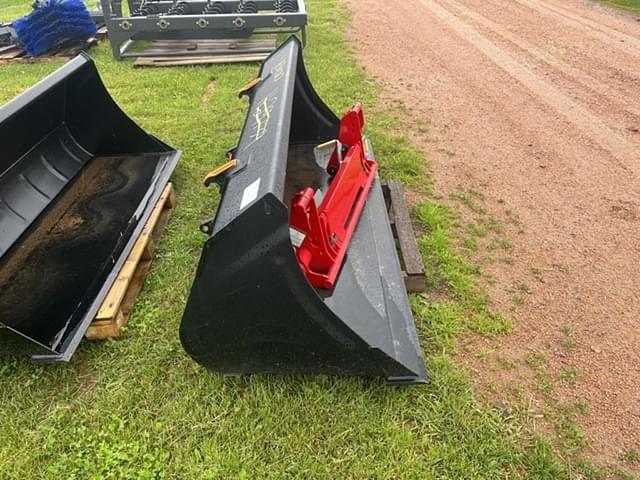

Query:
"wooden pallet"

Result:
[[133, 38, 276, 67], [85, 183, 177, 340], [382, 180, 426, 293], [0, 37, 98, 64]]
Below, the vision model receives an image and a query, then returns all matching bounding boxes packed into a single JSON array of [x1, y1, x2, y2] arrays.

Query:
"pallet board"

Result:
[[133, 38, 276, 67], [382, 180, 426, 293], [85, 183, 177, 340], [0, 37, 98, 64], [0, 45, 24, 60]]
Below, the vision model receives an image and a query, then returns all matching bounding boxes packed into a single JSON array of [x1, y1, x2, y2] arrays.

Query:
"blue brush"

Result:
[[13, 0, 96, 57]]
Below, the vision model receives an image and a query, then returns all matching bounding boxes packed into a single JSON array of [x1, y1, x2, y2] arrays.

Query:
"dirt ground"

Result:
[[344, 0, 640, 469]]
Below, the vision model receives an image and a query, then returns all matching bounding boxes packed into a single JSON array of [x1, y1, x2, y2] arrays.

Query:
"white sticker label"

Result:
[[240, 178, 261, 210], [289, 228, 307, 248]]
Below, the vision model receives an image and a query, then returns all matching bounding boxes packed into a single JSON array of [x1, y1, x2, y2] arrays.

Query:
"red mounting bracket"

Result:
[[289, 103, 378, 289]]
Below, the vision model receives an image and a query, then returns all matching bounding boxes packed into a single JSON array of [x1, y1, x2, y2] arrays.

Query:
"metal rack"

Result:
[[100, 0, 307, 59]]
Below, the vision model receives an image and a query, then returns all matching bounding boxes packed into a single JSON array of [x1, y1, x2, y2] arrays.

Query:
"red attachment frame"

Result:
[[289, 103, 378, 289]]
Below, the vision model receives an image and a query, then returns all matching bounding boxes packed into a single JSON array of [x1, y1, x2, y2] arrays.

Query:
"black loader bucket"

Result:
[[180, 36, 426, 384], [0, 54, 180, 362]]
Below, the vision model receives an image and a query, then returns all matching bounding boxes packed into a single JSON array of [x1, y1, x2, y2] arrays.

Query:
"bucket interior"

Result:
[[0, 56, 180, 358], [0, 152, 166, 351]]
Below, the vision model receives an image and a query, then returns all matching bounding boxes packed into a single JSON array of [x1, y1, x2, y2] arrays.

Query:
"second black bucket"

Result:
[[180, 36, 426, 384], [0, 54, 180, 362]]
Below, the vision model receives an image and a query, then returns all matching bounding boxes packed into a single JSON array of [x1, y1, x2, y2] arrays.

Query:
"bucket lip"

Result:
[[386, 374, 429, 385], [0, 54, 91, 125]]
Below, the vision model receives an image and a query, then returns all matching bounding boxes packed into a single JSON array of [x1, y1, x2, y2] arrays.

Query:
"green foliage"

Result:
[[522, 437, 568, 480], [554, 411, 588, 454], [622, 449, 640, 464], [412, 299, 462, 353], [598, 0, 640, 11], [45, 415, 170, 479], [558, 368, 580, 383], [415, 201, 511, 339], [524, 351, 547, 370]]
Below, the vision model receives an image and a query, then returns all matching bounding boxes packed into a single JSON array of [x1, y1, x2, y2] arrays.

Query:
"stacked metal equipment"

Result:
[[100, 0, 307, 59]]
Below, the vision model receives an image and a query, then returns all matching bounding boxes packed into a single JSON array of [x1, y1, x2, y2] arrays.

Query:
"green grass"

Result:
[[598, 0, 640, 12], [558, 368, 580, 383], [0, 0, 623, 478], [0, 0, 25, 19], [623, 449, 640, 464]]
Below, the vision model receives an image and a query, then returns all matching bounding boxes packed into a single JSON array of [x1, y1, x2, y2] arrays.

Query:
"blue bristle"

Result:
[[13, 0, 97, 57]]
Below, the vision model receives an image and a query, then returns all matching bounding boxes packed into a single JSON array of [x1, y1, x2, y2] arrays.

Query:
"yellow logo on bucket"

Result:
[[253, 97, 272, 141]]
